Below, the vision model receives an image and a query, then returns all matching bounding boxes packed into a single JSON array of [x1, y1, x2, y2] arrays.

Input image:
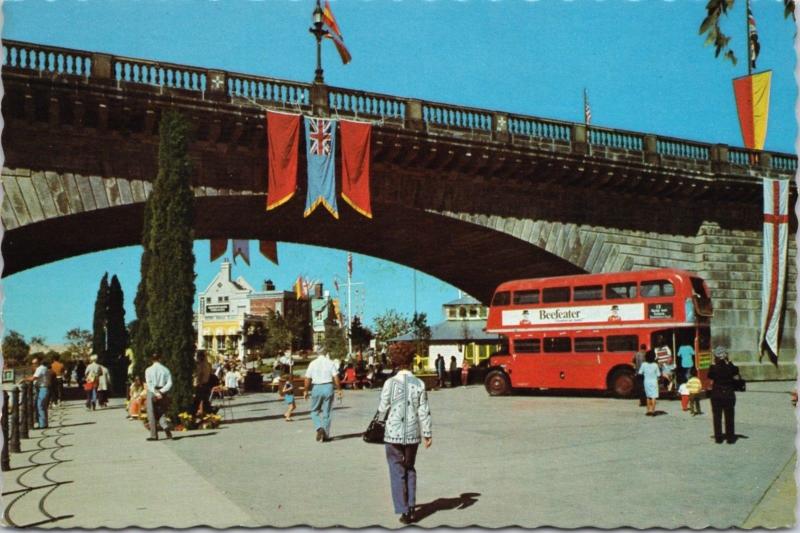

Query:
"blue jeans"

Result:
[[37, 386, 50, 428], [309, 383, 334, 435], [385, 443, 419, 515]]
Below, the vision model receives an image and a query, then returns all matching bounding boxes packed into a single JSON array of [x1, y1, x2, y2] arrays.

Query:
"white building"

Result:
[[196, 260, 253, 360]]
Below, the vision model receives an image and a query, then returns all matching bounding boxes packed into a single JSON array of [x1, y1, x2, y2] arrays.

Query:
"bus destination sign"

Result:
[[647, 303, 673, 319]]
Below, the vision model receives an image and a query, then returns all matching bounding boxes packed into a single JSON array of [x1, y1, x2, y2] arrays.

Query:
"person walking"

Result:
[[144, 353, 174, 441], [448, 356, 458, 388], [75, 358, 86, 388], [21, 358, 52, 429], [303, 353, 343, 442], [708, 346, 741, 444], [84, 354, 102, 411], [434, 354, 446, 389], [637, 350, 661, 416], [376, 343, 432, 525], [97, 364, 111, 408], [461, 358, 471, 387], [686, 368, 703, 416], [677, 342, 695, 385], [632, 344, 647, 407], [50, 354, 64, 405], [192, 350, 213, 415]]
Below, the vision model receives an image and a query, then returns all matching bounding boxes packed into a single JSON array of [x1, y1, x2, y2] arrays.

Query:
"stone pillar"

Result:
[[643, 135, 660, 165], [405, 99, 424, 131], [206, 70, 228, 102], [19, 383, 29, 440], [571, 124, 588, 155], [710, 144, 730, 173], [2, 391, 9, 471], [492, 113, 509, 143], [91, 53, 114, 81], [310, 83, 329, 117]]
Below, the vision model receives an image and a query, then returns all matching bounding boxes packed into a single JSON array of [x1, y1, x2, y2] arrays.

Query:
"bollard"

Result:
[[19, 383, 29, 439], [28, 383, 36, 430], [2, 391, 9, 471], [10, 387, 20, 453]]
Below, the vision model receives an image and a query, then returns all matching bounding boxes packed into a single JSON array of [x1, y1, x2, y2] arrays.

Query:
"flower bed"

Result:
[[177, 412, 223, 430]]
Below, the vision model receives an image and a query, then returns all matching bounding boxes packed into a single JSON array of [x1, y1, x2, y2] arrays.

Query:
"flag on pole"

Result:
[[210, 239, 228, 262], [748, 7, 760, 70], [340, 120, 373, 218], [583, 88, 591, 125], [266, 111, 301, 211], [733, 71, 771, 150], [304, 117, 339, 218], [759, 178, 789, 363], [334, 278, 340, 293], [347, 252, 353, 276], [322, 0, 352, 65], [232, 240, 250, 265], [294, 276, 306, 299], [259, 241, 278, 265]]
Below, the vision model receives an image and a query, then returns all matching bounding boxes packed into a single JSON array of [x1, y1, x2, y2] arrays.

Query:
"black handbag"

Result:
[[732, 376, 746, 392], [363, 410, 387, 444]]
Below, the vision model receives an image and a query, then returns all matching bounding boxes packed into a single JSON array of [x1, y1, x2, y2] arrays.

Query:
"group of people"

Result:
[[83, 354, 112, 410], [635, 342, 743, 444], [434, 354, 470, 388], [18, 354, 74, 429]]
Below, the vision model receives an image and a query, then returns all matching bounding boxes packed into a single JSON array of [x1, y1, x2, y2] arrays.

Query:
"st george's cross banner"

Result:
[[759, 178, 789, 362], [732, 71, 771, 151], [304, 117, 339, 218]]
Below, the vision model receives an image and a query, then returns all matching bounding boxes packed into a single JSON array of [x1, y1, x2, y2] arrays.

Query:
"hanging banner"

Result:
[[340, 120, 373, 218], [732, 70, 771, 150], [304, 117, 339, 218], [259, 240, 279, 265], [232, 239, 250, 266], [266, 111, 301, 211], [759, 178, 789, 363], [210, 239, 228, 262]]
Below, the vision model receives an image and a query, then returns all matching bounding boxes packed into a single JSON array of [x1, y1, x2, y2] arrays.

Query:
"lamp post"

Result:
[[309, 0, 326, 84]]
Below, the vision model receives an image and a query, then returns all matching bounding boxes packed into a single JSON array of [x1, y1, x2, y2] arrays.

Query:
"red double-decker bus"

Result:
[[483, 268, 713, 397]]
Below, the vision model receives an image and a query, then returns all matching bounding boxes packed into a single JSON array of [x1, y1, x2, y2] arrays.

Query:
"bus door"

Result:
[[695, 326, 712, 386]]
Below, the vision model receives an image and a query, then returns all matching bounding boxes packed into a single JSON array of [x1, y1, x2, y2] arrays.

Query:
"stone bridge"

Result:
[[1, 40, 796, 377]]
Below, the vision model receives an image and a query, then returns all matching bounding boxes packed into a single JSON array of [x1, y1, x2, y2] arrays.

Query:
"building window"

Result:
[[469, 307, 478, 317], [459, 307, 467, 318], [448, 308, 457, 319]]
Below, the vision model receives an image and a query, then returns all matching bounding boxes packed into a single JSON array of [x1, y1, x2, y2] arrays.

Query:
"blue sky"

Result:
[[2, 0, 796, 345]]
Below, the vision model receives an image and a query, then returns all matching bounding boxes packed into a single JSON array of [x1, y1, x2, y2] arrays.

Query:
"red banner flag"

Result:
[[259, 240, 279, 265], [340, 120, 372, 218], [266, 111, 301, 211], [732, 71, 771, 150], [210, 239, 228, 262]]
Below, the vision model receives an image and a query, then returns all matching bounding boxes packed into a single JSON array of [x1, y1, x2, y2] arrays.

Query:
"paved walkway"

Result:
[[2, 381, 796, 528]]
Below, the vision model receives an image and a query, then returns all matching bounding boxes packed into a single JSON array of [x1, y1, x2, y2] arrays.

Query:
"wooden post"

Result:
[[2, 391, 9, 471], [10, 387, 20, 453], [19, 383, 29, 440]]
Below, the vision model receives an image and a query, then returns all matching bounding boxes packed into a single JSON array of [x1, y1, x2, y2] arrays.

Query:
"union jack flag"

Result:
[[308, 119, 333, 156]]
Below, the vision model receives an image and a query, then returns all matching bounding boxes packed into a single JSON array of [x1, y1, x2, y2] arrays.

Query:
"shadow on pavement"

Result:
[[18, 514, 74, 528], [216, 398, 282, 409], [328, 432, 364, 442], [54, 421, 96, 428], [414, 492, 481, 522], [651, 410, 668, 417], [172, 431, 218, 441], [223, 407, 350, 426]]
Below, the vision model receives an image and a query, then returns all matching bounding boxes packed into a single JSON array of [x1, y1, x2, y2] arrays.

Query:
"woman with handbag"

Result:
[[707, 346, 743, 444], [375, 342, 433, 525]]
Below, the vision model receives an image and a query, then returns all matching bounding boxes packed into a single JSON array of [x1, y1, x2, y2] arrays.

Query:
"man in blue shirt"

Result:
[[677, 343, 696, 384]]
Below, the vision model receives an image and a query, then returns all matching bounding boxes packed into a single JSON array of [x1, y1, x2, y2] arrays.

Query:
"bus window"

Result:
[[513, 290, 540, 305], [574, 337, 603, 352], [542, 287, 571, 303], [543, 337, 571, 352], [606, 282, 637, 299], [640, 280, 675, 297], [492, 291, 510, 306], [574, 285, 603, 301], [492, 337, 510, 356], [690, 277, 713, 316], [607, 335, 638, 352], [515, 339, 541, 354]]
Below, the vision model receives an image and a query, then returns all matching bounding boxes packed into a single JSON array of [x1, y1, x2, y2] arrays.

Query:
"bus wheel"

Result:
[[485, 371, 510, 396], [609, 369, 635, 398]]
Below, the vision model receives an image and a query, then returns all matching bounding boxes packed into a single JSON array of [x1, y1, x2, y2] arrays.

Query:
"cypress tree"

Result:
[[146, 110, 196, 419], [92, 273, 109, 363], [130, 200, 153, 380], [107, 275, 128, 393]]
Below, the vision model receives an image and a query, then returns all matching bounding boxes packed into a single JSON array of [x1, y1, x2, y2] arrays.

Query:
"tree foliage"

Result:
[[372, 309, 410, 349], [410, 312, 432, 357], [699, 0, 794, 64], [131, 200, 153, 380], [107, 275, 129, 393], [145, 110, 196, 418], [350, 315, 373, 351], [2, 330, 30, 368], [324, 304, 348, 359], [264, 311, 294, 358], [92, 273, 109, 361], [64, 328, 93, 362]]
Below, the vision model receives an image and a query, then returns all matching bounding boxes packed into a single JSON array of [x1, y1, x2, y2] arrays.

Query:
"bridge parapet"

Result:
[[2, 38, 795, 179]]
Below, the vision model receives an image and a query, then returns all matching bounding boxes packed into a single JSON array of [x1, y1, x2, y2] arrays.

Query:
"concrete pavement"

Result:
[[2, 381, 796, 528]]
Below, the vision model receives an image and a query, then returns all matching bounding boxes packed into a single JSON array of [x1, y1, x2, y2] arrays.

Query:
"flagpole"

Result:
[[309, 0, 326, 83], [746, 0, 752, 76], [347, 261, 352, 357]]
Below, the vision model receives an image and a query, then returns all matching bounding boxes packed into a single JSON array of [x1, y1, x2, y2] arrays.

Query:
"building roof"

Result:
[[443, 294, 482, 306], [390, 319, 500, 342]]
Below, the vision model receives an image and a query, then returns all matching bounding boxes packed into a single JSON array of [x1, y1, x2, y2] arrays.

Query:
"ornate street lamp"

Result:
[[309, 0, 326, 84]]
